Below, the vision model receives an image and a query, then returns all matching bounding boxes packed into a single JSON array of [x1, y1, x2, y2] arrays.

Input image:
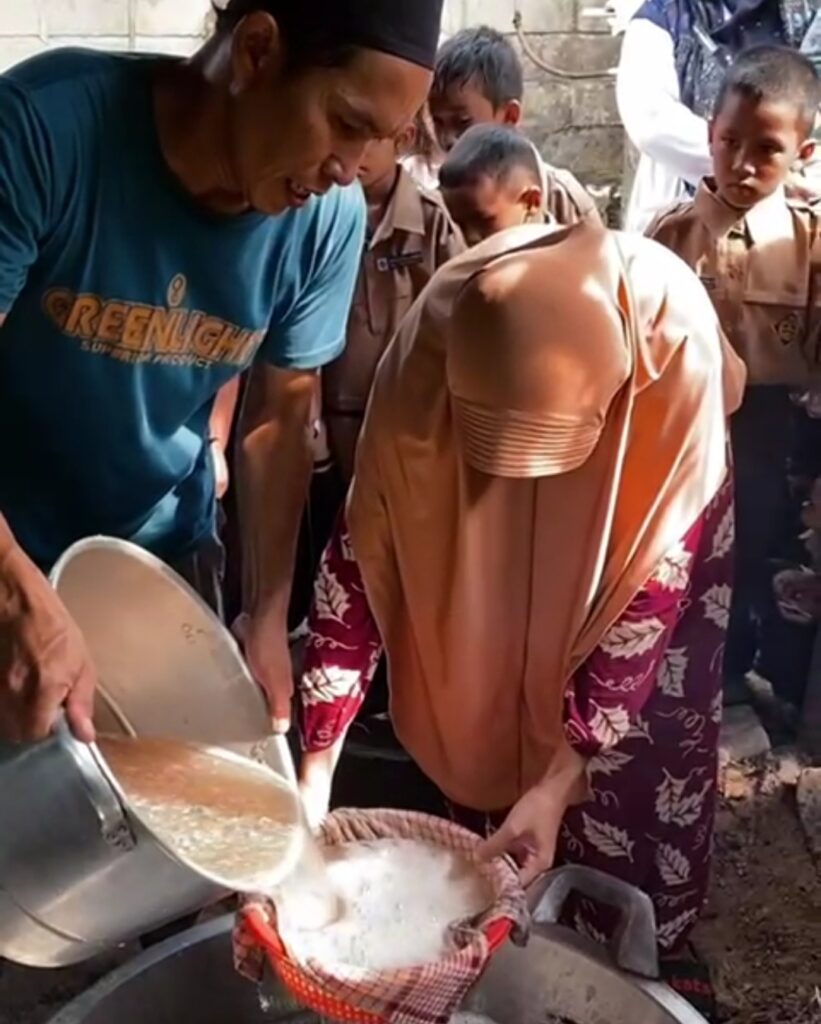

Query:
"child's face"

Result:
[[357, 122, 416, 194], [442, 172, 541, 246], [430, 79, 522, 153], [710, 91, 815, 209], [357, 137, 400, 191]]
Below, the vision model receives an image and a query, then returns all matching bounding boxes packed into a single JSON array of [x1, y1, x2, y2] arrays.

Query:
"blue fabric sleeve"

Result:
[[0, 80, 54, 314], [633, 0, 669, 30], [257, 184, 366, 371]]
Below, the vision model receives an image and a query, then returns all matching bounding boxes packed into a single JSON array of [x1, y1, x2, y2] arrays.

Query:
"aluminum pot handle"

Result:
[[58, 719, 136, 853], [528, 865, 660, 979]]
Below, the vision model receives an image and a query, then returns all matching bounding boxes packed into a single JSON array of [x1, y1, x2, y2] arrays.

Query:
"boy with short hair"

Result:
[[291, 121, 464, 625], [427, 25, 601, 228], [439, 124, 546, 244], [292, 118, 464, 722], [322, 121, 464, 483], [648, 45, 821, 704], [430, 25, 524, 150]]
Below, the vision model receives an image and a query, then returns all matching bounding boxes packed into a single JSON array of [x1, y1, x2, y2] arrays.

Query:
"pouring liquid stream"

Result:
[[97, 737, 492, 972], [96, 736, 338, 905]]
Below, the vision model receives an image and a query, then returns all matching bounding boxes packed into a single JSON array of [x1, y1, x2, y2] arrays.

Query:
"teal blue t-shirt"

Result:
[[0, 50, 365, 570]]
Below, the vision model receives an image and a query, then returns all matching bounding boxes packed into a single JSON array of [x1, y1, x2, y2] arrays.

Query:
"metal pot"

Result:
[[466, 866, 706, 1023], [45, 872, 707, 1024], [0, 538, 298, 969]]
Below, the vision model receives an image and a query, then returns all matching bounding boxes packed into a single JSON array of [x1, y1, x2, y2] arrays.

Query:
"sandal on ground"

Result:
[[661, 948, 718, 1022]]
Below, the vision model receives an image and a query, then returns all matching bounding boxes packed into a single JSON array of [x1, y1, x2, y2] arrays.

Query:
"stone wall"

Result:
[[0, 0, 624, 188], [0, 1, 211, 69], [444, 0, 623, 188]]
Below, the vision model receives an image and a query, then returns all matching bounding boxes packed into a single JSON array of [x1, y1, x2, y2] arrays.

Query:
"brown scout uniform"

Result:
[[646, 179, 821, 387], [543, 162, 603, 228], [648, 179, 821, 687], [322, 166, 465, 479]]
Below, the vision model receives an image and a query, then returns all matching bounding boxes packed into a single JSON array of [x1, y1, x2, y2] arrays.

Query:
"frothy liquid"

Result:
[[276, 839, 492, 972], [98, 739, 492, 979], [98, 736, 303, 892]]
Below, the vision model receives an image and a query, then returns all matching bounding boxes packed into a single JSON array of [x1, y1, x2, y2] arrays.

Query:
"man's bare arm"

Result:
[[210, 377, 240, 452], [208, 377, 240, 500], [236, 363, 316, 730]]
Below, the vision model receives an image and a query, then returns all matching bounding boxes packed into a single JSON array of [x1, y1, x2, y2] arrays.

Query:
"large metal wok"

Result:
[[47, 869, 708, 1024]]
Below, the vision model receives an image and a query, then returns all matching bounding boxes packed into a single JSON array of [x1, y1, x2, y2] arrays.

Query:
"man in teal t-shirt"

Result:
[[0, 53, 364, 576], [0, 0, 444, 744]]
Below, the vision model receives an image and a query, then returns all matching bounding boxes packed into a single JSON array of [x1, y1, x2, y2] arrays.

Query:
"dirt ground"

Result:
[[694, 752, 821, 1024]]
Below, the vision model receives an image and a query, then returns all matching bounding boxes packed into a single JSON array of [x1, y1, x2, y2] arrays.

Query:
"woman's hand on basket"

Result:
[[478, 750, 587, 886]]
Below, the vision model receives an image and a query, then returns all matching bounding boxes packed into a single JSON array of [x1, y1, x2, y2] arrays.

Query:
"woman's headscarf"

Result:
[[347, 222, 745, 811]]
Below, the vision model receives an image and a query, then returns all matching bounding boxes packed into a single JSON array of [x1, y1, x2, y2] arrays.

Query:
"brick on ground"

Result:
[[719, 705, 772, 764]]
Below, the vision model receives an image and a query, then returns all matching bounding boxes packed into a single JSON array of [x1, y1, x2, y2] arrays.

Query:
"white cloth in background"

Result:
[[400, 154, 441, 192], [607, 0, 646, 35], [617, 18, 712, 232]]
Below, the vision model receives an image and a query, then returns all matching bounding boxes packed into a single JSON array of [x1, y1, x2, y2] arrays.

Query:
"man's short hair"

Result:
[[439, 124, 541, 190], [432, 26, 524, 108], [715, 45, 821, 133]]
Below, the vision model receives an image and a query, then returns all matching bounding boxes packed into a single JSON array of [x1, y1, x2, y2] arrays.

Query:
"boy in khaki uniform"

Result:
[[295, 121, 464, 730], [427, 26, 601, 228], [292, 124, 463, 627], [322, 122, 464, 482], [440, 124, 552, 245], [648, 45, 821, 705]]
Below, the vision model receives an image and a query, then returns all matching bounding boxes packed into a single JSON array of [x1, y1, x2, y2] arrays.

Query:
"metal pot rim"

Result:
[[80, 734, 307, 892], [50, 536, 226, 634], [45, 915, 709, 1024]]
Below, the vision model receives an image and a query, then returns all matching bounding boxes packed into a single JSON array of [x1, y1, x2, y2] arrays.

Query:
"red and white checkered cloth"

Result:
[[233, 809, 528, 1024]]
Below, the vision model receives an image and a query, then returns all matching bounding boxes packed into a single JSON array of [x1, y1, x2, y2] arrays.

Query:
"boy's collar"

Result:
[[695, 178, 791, 246], [368, 165, 426, 249]]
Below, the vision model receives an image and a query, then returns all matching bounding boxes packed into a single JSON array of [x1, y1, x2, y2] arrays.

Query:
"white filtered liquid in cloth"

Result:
[[451, 1017, 565, 1023], [98, 736, 302, 891], [275, 839, 492, 972]]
